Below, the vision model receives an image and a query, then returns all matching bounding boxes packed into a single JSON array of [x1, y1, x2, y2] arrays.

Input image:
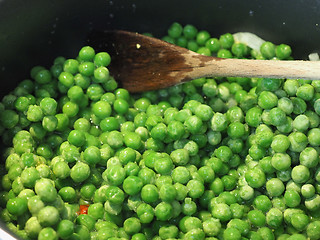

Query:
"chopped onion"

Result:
[[233, 32, 265, 51], [308, 52, 320, 61]]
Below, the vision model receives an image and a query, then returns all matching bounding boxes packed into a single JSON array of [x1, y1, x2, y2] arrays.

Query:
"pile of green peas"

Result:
[[1, 21, 320, 240]]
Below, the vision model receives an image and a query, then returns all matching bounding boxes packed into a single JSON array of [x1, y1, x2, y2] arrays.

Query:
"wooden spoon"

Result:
[[89, 30, 320, 93]]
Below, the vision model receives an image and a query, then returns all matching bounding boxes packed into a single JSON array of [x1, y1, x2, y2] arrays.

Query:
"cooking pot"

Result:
[[1, 0, 320, 238]]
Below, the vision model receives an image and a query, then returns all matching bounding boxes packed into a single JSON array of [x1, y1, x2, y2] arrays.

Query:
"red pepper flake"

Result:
[[77, 204, 89, 215]]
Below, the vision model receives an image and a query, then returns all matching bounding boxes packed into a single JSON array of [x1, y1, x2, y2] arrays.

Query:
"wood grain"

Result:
[[89, 30, 320, 93]]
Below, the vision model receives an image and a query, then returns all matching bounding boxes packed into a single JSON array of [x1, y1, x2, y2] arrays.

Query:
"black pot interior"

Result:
[[0, 0, 320, 238]]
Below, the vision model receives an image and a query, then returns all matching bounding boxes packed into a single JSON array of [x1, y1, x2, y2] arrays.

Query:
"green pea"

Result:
[[245, 107, 262, 127], [6, 197, 28, 216], [202, 218, 221, 237], [308, 128, 320, 146], [136, 203, 154, 224], [154, 202, 173, 221], [123, 176, 143, 196], [245, 167, 266, 188], [254, 195, 272, 213], [38, 206, 60, 227], [223, 227, 241, 240], [70, 162, 90, 183], [257, 227, 274, 240], [260, 42, 276, 59], [94, 52, 111, 67], [284, 189, 301, 208], [227, 122, 245, 139], [248, 209, 266, 227], [58, 71, 74, 88], [183, 24, 198, 39], [170, 149, 189, 166], [291, 213, 309, 231], [24, 216, 42, 239], [269, 107, 287, 126], [288, 131, 308, 152], [197, 166, 215, 183], [186, 179, 204, 199], [271, 153, 291, 171], [307, 220, 320, 240], [211, 203, 232, 222], [305, 194, 320, 211], [104, 165, 126, 186], [231, 42, 248, 58], [299, 147, 319, 168], [291, 165, 310, 183], [211, 112, 228, 131], [196, 30, 211, 46], [57, 219, 74, 239], [276, 44, 292, 60], [58, 187, 76, 202], [38, 227, 58, 240], [301, 184, 315, 199], [266, 178, 285, 197], [34, 178, 57, 203], [258, 91, 278, 109], [219, 33, 234, 49], [168, 22, 183, 39], [205, 38, 220, 53], [214, 145, 232, 163]]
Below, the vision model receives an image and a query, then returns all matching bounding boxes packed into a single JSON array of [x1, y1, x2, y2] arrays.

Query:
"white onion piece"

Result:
[[308, 52, 320, 61], [233, 32, 265, 51]]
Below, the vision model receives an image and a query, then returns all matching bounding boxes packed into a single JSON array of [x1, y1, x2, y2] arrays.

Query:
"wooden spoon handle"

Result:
[[189, 57, 320, 80]]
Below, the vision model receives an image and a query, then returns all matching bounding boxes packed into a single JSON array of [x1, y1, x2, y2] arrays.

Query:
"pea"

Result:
[[34, 178, 57, 203], [58, 187, 76, 203], [301, 184, 316, 199], [122, 176, 143, 196], [135, 203, 154, 224], [276, 44, 292, 60], [6, 197, 28, 216], [183, 24, 198, 39], [245, 107, 262, 127], [38, 206, 60, 227], [307, 221, 320, 239], [291, 165, 310, 183], [284, 189, 301, 208], [20, 167, 40, 188], [248, 209, 266, 227], [24, 216, 42, 239], [70, 162, 90, 183], [254, 195, 272, 213], [260, 42, 276, 59], [38, 227, 58, 240], [266, 178, 285, 197], [154, 202, 173, 221], [288, 131, 308, 152], [196, 30, 211, 46], [58, 71, 74, 88], [245, 167, 266, 188], [94, 52, 111, 67], [168, 22, 183, 39], [299, 147, 319, 168], [271, 153, 291, 171], [57, 219, 74, 239], [308, 128, 320, 146], [219, 33, 234, 49], [212, 203, 232, 222], [269, 107, 287, 126]]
